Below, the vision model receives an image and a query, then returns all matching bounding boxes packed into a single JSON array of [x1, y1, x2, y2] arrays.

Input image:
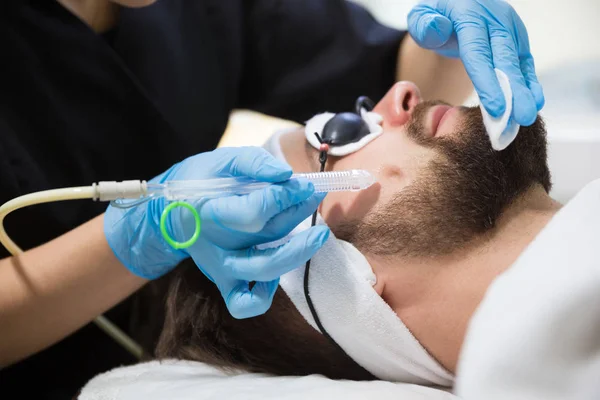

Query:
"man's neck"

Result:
[[370, 186, 561, 373], [56, 0, 119, 33]]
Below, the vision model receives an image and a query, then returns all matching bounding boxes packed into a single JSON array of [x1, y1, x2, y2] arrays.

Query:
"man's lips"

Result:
[[428, 105, 452, 137]]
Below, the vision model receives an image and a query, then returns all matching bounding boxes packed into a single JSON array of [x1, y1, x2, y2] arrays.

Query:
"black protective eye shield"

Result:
[[319, 96, 375, 146], [305, 96, 382, 157]]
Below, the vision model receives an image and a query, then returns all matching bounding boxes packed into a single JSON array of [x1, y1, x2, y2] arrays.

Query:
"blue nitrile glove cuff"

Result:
[[104, 188, 188, 280]]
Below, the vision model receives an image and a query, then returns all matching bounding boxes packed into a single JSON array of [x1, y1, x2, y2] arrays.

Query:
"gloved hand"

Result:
[[408, 0, 544, 126], [105, 147, 329, 318]]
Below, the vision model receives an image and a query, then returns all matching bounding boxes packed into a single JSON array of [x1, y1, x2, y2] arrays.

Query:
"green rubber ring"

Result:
[[160, 201, 201, 250]]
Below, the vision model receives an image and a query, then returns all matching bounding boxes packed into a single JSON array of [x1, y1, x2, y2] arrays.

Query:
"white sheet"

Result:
[[78, 360, 458, 400], [455, 178, 600, 400]]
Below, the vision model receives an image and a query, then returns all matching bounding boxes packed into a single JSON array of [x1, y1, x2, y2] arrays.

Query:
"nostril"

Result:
[[402, 92, 412, 111]]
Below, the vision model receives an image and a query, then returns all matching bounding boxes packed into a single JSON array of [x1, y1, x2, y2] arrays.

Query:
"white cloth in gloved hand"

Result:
[[455, 179, 600, 400], [480, 69, 521, 151]]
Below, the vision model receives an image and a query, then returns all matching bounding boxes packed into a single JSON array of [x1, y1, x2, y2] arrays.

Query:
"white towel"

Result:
[[78, 359, 458, 400], [280, 217, 454, 386], [455, 179, 600, 399], [264, 131, 454, 386]]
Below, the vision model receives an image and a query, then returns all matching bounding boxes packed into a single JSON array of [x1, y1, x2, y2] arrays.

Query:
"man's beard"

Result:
[[332, 101, 551, 258]]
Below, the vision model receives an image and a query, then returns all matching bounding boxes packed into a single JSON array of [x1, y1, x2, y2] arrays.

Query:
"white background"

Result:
[[352, 0, 600, 75]]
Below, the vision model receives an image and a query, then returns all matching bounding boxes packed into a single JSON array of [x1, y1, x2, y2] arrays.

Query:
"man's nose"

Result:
[[393, 81, 421, 125]]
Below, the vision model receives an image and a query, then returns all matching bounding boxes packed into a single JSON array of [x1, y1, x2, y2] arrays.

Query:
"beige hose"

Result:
[[0, 187, 144, 359]]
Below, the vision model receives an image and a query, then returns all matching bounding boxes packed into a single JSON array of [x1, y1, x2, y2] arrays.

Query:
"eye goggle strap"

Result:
[[355, 96, 375, 114]]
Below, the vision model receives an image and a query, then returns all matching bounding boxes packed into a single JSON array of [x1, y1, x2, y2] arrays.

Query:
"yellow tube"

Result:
[[0, 187, 95, 254], [0, 187, 144, 360]]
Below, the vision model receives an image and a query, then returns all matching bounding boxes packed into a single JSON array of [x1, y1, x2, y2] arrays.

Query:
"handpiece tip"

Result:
[[352, 169, 377, 190]]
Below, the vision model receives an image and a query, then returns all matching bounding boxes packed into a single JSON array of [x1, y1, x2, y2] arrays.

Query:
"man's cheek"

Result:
[[319, 193, 348, 228], [321, 190, 381, 229]]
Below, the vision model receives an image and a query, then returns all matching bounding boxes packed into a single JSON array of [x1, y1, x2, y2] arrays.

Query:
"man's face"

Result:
[[320, 82, 550, 257]]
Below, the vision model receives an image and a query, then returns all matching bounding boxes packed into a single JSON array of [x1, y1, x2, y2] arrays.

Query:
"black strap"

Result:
[[303, 133, 350, 356]]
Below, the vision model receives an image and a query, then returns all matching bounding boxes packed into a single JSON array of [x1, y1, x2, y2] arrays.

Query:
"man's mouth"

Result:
[[428, 105, 453, 137]]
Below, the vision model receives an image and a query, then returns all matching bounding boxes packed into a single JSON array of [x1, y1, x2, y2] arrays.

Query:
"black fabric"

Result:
[[0, 0, 405, 398], [100, 28, 119, 46]]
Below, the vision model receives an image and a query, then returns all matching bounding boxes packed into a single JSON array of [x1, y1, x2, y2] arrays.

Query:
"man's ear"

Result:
[[373, 81, 421, 127]]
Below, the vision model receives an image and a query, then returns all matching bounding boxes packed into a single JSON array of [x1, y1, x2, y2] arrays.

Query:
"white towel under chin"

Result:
[[263, 131, 454, 387]]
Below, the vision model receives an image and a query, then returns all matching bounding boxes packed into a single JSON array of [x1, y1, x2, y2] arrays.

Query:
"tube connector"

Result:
[[93, 180, 148, 201]]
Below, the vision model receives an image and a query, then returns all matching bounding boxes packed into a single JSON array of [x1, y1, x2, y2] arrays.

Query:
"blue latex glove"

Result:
[[105, 147, 329, 318], [408, 0, 544, 126]]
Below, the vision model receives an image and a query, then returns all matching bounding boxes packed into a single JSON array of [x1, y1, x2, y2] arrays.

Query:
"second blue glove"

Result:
[[408, 0, 545, 126]]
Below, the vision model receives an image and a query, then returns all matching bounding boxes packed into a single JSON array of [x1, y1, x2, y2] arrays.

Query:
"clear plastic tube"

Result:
[[147, 169, 376, 201]]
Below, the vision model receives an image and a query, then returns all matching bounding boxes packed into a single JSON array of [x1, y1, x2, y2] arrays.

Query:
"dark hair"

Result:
[[155, 260, 373, 380]]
